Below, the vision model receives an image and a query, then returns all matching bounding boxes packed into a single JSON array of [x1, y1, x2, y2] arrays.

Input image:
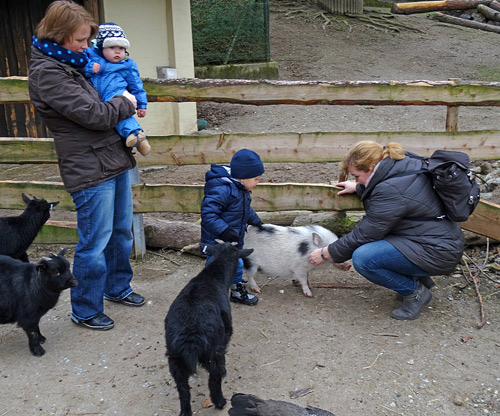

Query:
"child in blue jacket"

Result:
[[201, 149, 265, 305], [84, 22, 151, 156]]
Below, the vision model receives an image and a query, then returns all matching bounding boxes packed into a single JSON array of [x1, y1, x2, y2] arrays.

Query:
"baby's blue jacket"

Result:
[[84, 46, 147, 110]]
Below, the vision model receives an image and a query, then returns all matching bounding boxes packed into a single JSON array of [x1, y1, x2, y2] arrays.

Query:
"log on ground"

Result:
[[477, 4, 500, 21], [431, 12, 500, 33]]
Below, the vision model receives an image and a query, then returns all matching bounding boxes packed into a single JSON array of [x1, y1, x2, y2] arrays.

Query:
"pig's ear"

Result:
[[312, 232, 322, 247]]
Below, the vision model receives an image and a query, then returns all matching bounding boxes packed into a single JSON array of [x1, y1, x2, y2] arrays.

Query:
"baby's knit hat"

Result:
[[230, 149, 265, 180], [95, 22, 130, 50]]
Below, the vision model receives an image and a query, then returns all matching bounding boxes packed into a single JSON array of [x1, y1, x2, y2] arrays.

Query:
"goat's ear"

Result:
[[36, 258, 50, 273], [22, 193, 31, 205], [239, 248, 254, 258]]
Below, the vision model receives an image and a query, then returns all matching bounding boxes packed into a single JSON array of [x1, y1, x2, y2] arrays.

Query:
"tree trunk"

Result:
[[392, 0, 490, 14], [143, 218, 201, 249], [431, 12, 500, 33]]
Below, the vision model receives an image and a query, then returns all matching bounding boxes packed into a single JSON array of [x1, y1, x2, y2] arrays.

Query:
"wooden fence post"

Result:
[[129, 166, 146, 259]]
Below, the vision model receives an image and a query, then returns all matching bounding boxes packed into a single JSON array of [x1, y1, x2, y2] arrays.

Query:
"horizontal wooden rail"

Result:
[[3, 77, 500, 106], [1, 180, 499, 241], [0, 180, 362, 212], [1, 130, 500, 166]]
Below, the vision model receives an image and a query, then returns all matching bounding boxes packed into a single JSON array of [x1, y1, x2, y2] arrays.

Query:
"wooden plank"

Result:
[[34, 220, 79, 244], [2, 130, 500, 165], [0, 76, 31, 103], [0, 181, 72, 209], [0, 180, 361, 212], [143, 78, 500, 107], [460, 200, 500, 240], [3, 180, 499, 240], [446, 106, 459, 132], [4, 76, 500, 106], [129, 166, 146, 259], [0, 137, 57, 162]]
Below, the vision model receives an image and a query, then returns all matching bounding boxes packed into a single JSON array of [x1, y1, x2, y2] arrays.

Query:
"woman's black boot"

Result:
[[391, 283, 432, 320]]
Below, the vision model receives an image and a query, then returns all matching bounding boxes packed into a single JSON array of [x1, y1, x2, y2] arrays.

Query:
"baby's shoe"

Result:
[[230, 281, 258, 306], [126, 132, 139, 148], [126, 130, 151, 156], [136, 138, 151, 156]]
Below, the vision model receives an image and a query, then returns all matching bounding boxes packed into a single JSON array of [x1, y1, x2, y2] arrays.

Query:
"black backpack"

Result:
[[388, 150, 481, 222]]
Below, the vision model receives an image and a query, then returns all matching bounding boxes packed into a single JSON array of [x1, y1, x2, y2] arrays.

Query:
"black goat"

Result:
[[228, 393, 336, 416], [0, 248, 77, 356], [0, 193, 59, 262], [165, 241, 253, 416]]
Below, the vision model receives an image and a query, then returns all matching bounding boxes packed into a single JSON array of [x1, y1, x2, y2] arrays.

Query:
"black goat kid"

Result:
[[165, 241, 253, 416], [0, 248, 77, 356], [0, 193, 59, 262]]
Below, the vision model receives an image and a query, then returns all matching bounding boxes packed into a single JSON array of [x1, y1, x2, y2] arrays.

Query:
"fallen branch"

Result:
[[463, 258, 486, 328], [463, 252, 500, 284], [310, 282, 373, 288]]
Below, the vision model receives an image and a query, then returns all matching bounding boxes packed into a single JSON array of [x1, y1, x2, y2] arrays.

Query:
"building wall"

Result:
[[102, 0, 197, 135]]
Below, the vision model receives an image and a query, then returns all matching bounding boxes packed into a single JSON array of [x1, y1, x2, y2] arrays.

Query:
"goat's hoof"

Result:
[[213, 397, 227, 409], [31, 345, 46, 357]]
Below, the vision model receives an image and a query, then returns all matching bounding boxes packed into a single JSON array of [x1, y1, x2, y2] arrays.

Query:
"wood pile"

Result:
[[391, 0, 500, 33]]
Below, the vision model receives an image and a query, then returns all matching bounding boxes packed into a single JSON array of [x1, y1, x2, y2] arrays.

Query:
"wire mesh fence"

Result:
[[191, 0, 270, 66]]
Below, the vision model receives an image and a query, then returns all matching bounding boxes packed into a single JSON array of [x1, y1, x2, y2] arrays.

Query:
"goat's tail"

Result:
[[167, 342, 204, 375]]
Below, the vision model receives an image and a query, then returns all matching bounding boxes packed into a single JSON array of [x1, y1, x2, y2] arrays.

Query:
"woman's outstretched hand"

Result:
[[308, 248, 324, 266], [336, 181, 357, 195]]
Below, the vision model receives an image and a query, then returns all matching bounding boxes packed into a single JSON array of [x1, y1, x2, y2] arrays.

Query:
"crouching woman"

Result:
[[308, 141, 464, 321]]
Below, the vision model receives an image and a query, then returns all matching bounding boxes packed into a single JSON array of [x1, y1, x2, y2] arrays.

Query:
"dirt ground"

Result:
[[1, 1, 500, 415]]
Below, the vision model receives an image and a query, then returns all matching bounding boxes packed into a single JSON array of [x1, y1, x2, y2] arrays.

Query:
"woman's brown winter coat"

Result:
[[28, 48, 136, 193]]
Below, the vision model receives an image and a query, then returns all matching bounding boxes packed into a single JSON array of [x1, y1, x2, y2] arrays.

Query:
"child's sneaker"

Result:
[[230, 282, 258, 306]]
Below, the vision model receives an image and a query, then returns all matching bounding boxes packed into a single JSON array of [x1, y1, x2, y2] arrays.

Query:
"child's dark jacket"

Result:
[[201, 164, 261, 248]]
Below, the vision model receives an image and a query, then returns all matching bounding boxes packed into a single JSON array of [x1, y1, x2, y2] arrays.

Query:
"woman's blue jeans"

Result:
[[70, 171, 134, 321], [352, 240, 430, 296]]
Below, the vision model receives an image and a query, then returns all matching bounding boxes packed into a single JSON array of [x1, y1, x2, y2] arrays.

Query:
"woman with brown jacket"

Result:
[[29, 1, 145, 330]]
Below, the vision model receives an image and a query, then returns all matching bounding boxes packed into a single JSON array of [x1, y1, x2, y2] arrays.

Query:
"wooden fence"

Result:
[[1, 77, 500, 257]]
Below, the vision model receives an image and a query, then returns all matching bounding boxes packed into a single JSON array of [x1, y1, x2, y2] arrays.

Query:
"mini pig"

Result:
[[243, 224, 346, 297]]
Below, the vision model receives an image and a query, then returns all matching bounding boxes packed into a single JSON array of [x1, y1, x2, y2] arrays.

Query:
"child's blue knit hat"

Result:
[[230, 149, 265, 179], [95, 22, 130, 50]]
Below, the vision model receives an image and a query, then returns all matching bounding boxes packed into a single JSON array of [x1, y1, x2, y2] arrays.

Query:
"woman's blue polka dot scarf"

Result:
[[32, 36, 88, 68]]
